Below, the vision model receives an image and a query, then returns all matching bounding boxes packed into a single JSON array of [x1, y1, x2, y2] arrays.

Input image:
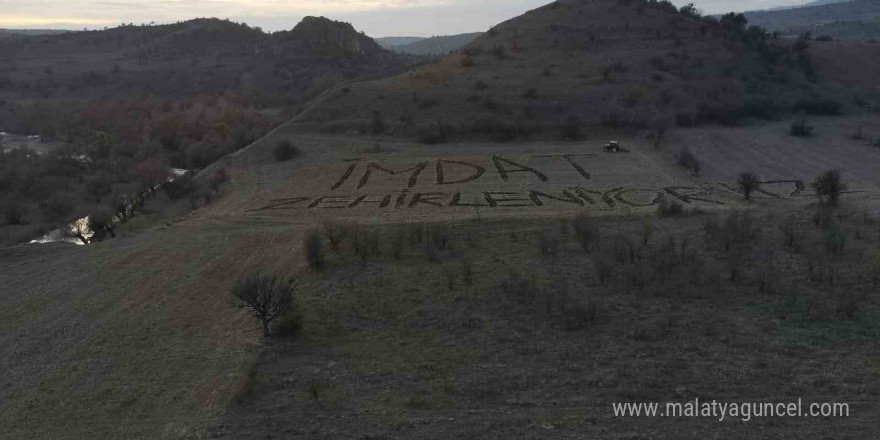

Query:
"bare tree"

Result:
[[813, 170, 846, 206], [231, 273, 296, 337], [737, 172, 761, 201]]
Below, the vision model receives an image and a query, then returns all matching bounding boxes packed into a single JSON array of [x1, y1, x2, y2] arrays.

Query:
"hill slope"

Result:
[[288, 0, 853, 143]]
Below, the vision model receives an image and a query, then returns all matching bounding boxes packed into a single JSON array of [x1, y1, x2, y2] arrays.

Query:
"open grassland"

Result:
[[207, 201, 880, 439]]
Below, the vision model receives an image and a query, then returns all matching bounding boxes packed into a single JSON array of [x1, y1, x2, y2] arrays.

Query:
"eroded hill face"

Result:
[[289, 0, 837, 143]]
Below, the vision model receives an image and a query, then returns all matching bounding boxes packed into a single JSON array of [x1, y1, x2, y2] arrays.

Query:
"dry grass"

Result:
[[207, 204, 880, 438]]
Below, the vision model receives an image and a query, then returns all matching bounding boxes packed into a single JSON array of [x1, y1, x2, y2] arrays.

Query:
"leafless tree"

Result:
[[737, 172, 761, 201], [231, 273, 296, 337]]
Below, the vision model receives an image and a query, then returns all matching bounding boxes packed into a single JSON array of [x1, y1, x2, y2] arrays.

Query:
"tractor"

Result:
[[603, 141, 628, 153]]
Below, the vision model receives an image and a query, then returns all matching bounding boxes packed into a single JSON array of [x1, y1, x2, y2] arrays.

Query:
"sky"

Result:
[[0, 0, 820, 37]]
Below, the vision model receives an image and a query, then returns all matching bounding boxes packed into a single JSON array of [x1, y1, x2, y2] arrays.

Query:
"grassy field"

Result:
[[206, 201, 880, 439], [3, 119, 879, 437]]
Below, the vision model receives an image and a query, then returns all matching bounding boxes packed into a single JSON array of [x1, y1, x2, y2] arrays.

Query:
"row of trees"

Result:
[[1, 94, 281, 237]]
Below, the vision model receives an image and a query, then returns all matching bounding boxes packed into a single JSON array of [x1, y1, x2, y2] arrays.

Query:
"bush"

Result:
[[561, 116, 581, 140], [209, 167, 230, 195], [417, 123, 448, 145], [87, 207, 116, 242], [574, 215, 600, 252], [538, 232, 559, 257], [812, 170, 846, 206], [371, 110, 386, 134], [737, 171, 761, 201], [676, 148, 701, 175], [305, 231, 325, 271], [790, 119, 814, 137], [273, 140, 299, 161], [657, 197, 685, 217], [460, 56, 476, 67], [231, 273, 296, 337]]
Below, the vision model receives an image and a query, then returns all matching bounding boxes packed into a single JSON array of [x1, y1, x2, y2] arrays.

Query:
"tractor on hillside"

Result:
[[603, 141, 628, 153]]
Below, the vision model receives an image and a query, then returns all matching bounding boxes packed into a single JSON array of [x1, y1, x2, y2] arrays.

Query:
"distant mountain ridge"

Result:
[[375, 36, 425, 48], [383, 32, 484, 55], [744, 0, 880, 31]]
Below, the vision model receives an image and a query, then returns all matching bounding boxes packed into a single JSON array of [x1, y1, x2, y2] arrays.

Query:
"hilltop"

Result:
[[288, 0, 874, 144]]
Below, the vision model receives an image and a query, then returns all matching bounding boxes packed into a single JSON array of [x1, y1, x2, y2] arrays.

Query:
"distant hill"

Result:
[[375, 36, 425, 48], [0, 29, 67, 38], [291, 0, 858, 143], [385, 33, 484, 55], [0, 17, 409, 107], [745, 0, 880, 32]]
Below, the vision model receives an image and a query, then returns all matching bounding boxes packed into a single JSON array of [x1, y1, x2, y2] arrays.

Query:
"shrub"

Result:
[[780, 216, 803, 252], [574, 215, 600, 252], [538, 232, 559, 257], [561, 116, 581, 140], [87, 207, 116, 242], [418, 124, 448, 145], [812, 170, 846, 206], [209, 167, 230, 195], [658, 197, 685, 217], [231, 273, 296, 337], [737, 171, 761, 201], [489, 45, 506, 59], [824, 224, 846, 255], [676, 148, 701, 175], [790, 119, 813, 137], [371, 110, 386, 134], [461, 260, 474, 285], [273, 140, 299, 161], [305, 231, 325, 271], [460, 56, 476, 67], [522, 88, 539, 99]]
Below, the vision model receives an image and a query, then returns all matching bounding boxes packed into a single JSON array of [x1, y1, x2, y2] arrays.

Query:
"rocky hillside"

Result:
[[279, 16, 385, 55]]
